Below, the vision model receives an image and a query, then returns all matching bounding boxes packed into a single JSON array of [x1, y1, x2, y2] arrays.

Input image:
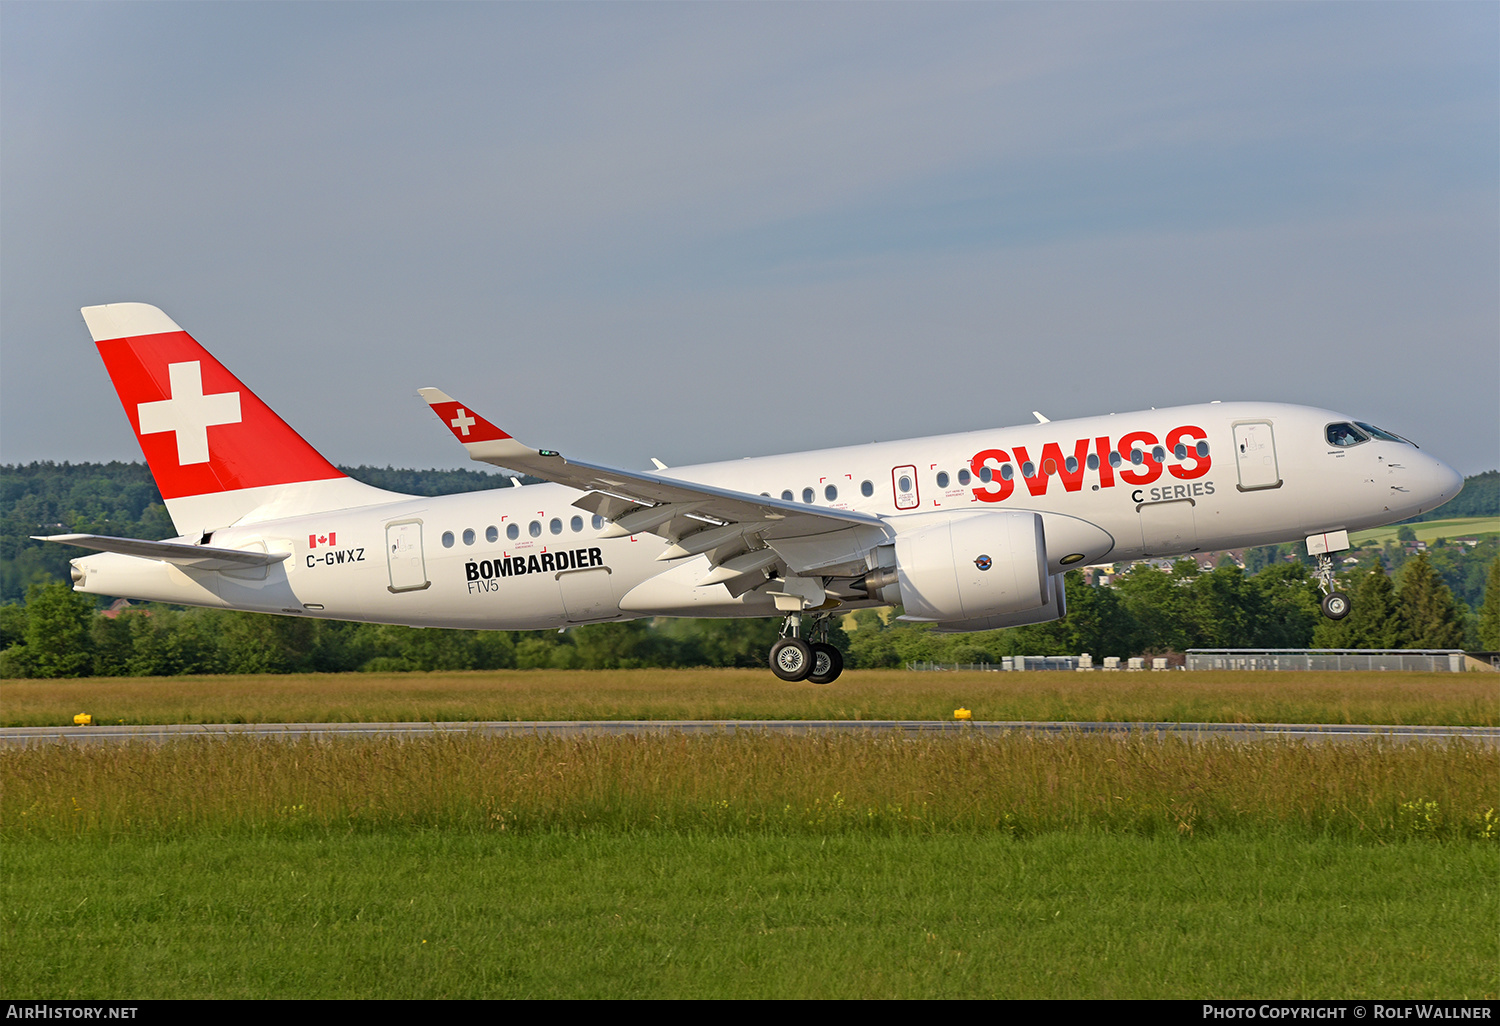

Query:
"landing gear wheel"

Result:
[[770, 638, 815, 682], [1321, 591, 1351, 620], [807, 642, 844, 685]]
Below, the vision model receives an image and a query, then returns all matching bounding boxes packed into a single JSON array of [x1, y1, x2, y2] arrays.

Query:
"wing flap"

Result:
[[419, 388, 895, 607]]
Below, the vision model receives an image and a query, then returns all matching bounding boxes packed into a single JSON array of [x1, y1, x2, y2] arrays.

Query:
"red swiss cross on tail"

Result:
[[83, 303, 346, 502]]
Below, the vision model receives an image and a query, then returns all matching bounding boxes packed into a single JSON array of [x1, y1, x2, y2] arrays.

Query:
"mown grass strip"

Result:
[[4, 831, 1495, 998], [5, 668, 1497, 727]]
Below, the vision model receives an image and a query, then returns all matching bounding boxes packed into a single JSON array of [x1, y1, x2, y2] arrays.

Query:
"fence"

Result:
[[1184, 649, 1467, 672], [907, 656, 1084, 672]]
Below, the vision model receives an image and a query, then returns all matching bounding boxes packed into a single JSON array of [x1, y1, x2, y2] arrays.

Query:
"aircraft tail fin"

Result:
[[83, 303, 403, 536]]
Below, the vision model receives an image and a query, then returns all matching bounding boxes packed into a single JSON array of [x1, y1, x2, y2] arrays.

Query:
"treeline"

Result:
[[5, 554, 1493, 679], [0, 462, 532, 602], [0, 587, 787, 678]]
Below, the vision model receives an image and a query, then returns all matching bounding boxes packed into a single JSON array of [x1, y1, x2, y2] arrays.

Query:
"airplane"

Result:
[[38, 302, 1464, 683]]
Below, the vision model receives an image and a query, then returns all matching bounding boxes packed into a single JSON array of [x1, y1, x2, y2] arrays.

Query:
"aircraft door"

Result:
[[385, 520, 431, 592], [892, 465, 920, 510], [1232, 421, 1282, 491]]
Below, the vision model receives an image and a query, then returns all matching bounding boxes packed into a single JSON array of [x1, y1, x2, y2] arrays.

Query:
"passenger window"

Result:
[[591, 515, 605, 530], [1174, 444, 1187, 460], [463, 528, 476, 546], [507, 523, 520, 541], [802, 487, 815, 504], [571, 516, 583, 533], [825, 484, 838, 501], [978, 467, 992, 484], [1130, 449, 1144, 465], [1196, 440, 1209, 458], [1151, 446, 1166, 463], [935, 472, 949, 489], [486, 526, 499, 543], [1000, 464, 1013, 480], [550, 518, 562, 535], [957, 468, 970, 486], [861, 480, 874, 497], [1065, 456, 1079, 474], [529, 521, 542, 538], [1043, 459, 1057, 476], [441, 531, 455, 548], [1087, 453, 1099, 471], [782, 490, 794, 502], [1109, 452, 1123, 469], [1022, 461, 1036, 479]]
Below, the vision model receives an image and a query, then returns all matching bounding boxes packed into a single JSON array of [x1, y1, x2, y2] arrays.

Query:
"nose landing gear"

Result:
[[769, 612, 845, 684], [1314, 552, 1350, 621]]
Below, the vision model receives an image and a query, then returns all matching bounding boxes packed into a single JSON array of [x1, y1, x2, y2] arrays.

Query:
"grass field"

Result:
[[6, 831, 1493, 999], [4, 667, 1497, 727], [3, 731, 1496, 998], [1350, 515, 1500, 547], [4, 672, 1496, 998]]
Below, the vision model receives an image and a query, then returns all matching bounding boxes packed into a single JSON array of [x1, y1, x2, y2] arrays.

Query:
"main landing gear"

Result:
[[1313, 552, 1350, 621], [769, 612, 844, 684]]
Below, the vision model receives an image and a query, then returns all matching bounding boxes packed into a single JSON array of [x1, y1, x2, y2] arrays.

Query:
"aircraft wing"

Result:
[[34, 534, 291, 571], [419, 388, 892, 586]]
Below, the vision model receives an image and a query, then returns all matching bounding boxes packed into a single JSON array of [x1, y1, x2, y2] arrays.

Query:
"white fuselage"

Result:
[[69, 402, 1462, 631]]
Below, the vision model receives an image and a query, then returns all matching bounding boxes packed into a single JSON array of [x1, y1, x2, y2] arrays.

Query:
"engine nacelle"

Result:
[[876, 510, 1050, 624], [930, 571, 1067, 633]]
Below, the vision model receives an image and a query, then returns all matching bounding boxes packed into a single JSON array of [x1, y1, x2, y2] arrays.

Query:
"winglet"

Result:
[[418, 387, 541, 467]]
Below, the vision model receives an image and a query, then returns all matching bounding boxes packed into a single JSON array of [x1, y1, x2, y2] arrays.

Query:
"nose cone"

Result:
[[1417, 455, 1464, 514]]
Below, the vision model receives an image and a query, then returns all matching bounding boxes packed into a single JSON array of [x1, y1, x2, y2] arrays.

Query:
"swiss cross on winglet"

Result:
[[417, 387, 541, 472], [418, 389, 510, 443]]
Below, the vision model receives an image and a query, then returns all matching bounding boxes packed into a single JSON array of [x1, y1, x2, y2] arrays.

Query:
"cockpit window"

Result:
[[1325, 423, 1368, 447], [1355, 422, 1412, 445]]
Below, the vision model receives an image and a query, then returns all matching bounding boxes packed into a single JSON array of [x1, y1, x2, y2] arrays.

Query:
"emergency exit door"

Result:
[[1232, 421, 1282, 492], [385, 520, 430, 592]]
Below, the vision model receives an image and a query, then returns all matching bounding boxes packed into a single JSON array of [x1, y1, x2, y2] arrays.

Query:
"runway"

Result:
[[3, 720, 1495, 746]]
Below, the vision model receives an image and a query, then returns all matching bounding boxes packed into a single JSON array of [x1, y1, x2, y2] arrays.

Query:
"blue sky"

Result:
[[3, 2, 1495, 475]]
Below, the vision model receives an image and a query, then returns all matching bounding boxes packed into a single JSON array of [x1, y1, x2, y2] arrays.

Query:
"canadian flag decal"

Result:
[[309, 532, 337, 549]]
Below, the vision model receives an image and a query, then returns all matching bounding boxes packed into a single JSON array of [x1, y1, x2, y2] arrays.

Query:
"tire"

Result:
[[1321, 591, 1351, 620], [807, 643, 844, 685], [769, 638, 814, 682]]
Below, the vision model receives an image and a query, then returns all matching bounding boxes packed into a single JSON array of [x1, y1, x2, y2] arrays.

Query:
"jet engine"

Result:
[[856, 510, 1051, 626]]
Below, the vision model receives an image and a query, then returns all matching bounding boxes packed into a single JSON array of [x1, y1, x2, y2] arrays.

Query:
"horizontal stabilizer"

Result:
[[34, 534, 291, 571]]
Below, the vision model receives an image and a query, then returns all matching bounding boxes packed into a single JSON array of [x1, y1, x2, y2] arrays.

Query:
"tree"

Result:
[[21, 582, 95, 678], [1347, 563, 1405, 649], [1244, 561, 1320, 647], [1478, 558, 1500, 650], [1053, 571, 1137, 657], [1114, 562, 1193, 653], [1397, 553, 1466, 649]]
